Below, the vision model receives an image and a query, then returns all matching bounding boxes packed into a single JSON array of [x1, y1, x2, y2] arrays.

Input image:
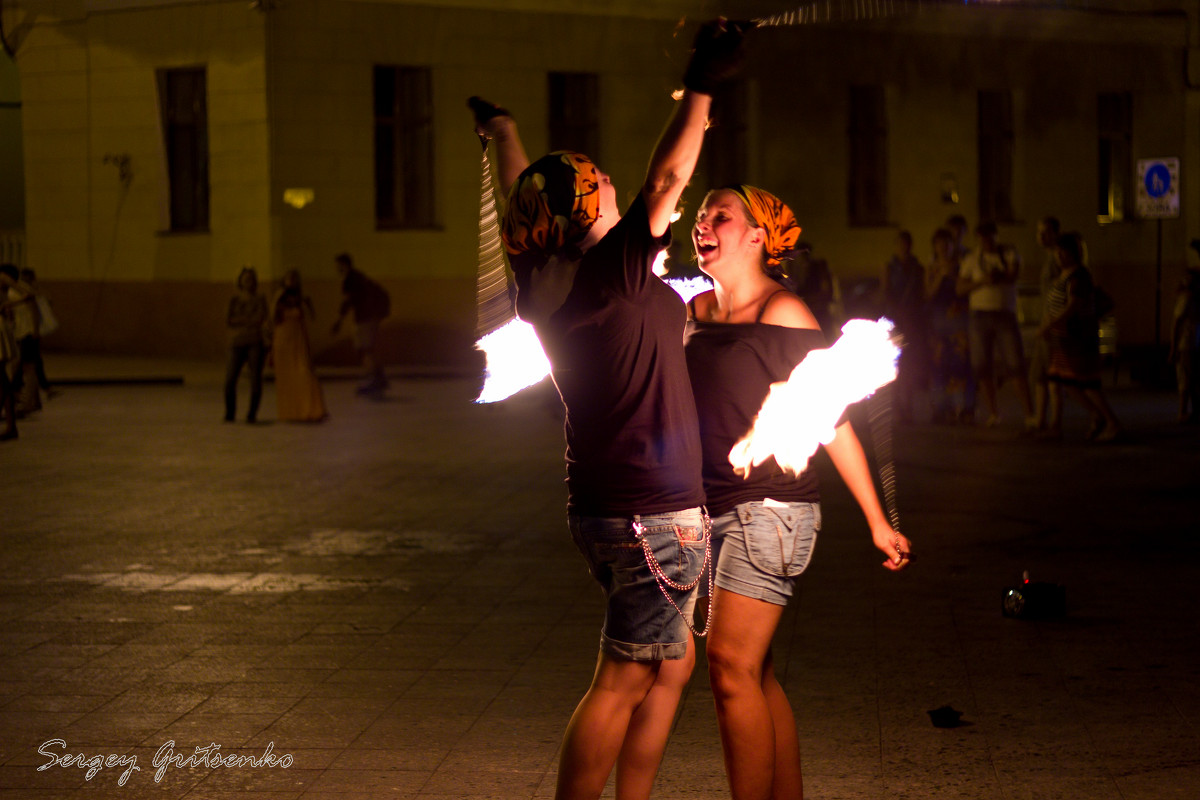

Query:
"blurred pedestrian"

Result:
[[1169, 266, 1200, 424], [223, 266, 268, 423], [791, 241, 836, 337], [19, 268, 57, 398], [331, 253, 390, 395], [1038, 232, 1121, 441], [0, 264, 21, 440], [271, 269, 328, 422], [883, 229, 927, 422], [945, 213, 970, 263], [958, 221, 1034, 429], [2, 265, 40, 415], [925, 228, 975, 423], [1027, 216, 1060, 433]]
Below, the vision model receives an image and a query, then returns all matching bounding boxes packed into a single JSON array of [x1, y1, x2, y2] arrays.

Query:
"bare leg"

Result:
[[0, 373, 16, 438], [978, 376, 999, 421], [1043, 381, 1063, 435], [1011, 372, 1034, 417], [1030, 376, 1048, 428], [555, 652, 673, 800], [762, 651, 803, 799], [1081, 387, 1121, 436], [614, 636, 695, 800], [708, 588, 787, 800]]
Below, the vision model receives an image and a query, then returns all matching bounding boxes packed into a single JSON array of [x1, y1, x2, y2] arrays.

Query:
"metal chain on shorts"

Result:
[[631, 512, 714, 637]]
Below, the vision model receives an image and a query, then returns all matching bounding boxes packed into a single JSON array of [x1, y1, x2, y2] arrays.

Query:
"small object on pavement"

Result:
[[927, 705, 965, 728]]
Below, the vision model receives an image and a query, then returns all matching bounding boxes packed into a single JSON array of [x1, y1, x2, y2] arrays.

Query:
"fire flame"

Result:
[[728, 318, 899, 476], [473, 276, 712, 403], [664, 275, 713, 302], [474, 319, 552, 404]]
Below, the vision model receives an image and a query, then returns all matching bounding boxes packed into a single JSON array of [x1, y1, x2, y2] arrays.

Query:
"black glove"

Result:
[[468, 96, 511, 127], [682, 19, 751, 96]]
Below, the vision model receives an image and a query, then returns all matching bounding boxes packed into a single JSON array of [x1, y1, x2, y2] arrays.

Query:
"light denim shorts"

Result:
[[569, 507, 707, 661], [703, 501, 819, 606]]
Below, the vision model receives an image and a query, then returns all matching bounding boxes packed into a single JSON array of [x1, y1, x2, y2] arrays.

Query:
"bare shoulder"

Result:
[[689, 289, 716, 320], [759, 291, 822, 331]]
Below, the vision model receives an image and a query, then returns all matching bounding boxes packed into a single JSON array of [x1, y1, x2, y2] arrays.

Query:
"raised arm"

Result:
[[469, 97, 530, 195], [642, 91, 711, 237], [642, 19, 747, 237]]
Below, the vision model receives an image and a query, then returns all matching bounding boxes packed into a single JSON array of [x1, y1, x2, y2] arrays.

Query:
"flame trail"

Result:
[[728, 318, 899, 476], [474, 319, 552, 404]]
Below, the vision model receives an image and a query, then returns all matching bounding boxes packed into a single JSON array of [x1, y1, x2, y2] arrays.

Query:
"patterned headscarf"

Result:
[[726, 185, 801, 268], [502, 152, 601, 260]]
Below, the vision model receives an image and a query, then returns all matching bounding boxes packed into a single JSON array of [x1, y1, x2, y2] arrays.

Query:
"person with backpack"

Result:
[[331, 252, 391, 395]]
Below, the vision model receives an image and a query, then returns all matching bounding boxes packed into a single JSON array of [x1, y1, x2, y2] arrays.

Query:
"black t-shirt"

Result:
[[516, 194, 705, 517], [684, 320, 827, 517]]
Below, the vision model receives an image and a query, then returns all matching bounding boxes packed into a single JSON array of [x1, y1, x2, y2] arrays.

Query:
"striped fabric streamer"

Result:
[[475, 138, 516, 339]]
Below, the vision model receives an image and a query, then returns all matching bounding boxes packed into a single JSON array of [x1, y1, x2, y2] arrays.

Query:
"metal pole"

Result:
[[1155, 218, 1162, 349]]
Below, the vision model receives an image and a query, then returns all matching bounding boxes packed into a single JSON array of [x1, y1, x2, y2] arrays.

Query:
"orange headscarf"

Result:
[[502, 152, 601, 260], [726, 185, 801, 268]]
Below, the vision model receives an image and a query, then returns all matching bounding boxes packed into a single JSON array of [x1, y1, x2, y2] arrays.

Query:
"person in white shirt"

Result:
[[957, 221, 1035, 428]]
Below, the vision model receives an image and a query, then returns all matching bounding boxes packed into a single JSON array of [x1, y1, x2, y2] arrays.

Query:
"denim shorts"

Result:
[[702, 501, 819, 606], [569, 507, 708, 661]]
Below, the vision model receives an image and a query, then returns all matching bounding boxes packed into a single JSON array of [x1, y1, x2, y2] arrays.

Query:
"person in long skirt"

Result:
[[271, 269, 328, 422]]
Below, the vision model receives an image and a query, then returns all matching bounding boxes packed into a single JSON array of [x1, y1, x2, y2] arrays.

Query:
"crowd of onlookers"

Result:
[[220, 252, 389, 425], [864, 215, 1200, 439], [1, 251, 397, 442], [870, 213, 1126, 440], [779, 215, 1200, 442], [5, 227, 1200, 444]]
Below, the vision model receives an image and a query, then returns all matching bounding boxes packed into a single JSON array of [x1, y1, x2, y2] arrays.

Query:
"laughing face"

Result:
[[692, 189, 761, 276]]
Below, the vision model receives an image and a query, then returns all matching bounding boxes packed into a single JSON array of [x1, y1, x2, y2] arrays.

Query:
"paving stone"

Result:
[[0, 358, 1197, 797]]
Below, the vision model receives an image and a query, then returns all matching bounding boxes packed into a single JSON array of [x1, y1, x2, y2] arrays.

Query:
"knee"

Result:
[[706, 643, 760, 699]]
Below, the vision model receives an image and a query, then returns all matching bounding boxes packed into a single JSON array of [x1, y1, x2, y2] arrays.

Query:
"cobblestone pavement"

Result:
[[1, 359, 1198, 799]]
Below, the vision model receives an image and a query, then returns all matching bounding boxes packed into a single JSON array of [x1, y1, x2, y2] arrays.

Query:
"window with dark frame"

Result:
[[374, 65, 436, 230], [548, 72, 599, 159], [157, 67, 209, 233], [1097, 92, 1132, 223], [977, 90, 1015, 225], [848, 85, 888, 227]]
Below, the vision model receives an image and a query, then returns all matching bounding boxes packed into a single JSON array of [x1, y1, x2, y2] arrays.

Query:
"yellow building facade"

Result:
[[2, 0, 1198, 363]]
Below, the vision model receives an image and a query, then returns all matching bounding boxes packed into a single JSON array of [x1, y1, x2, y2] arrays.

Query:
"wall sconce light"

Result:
[[283, 188, 315, 209]]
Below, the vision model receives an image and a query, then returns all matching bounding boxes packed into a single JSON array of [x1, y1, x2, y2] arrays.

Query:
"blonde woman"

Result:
[[684, 185, 912, 800]]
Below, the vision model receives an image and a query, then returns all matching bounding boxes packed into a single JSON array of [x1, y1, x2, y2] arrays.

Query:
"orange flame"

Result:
[[729, 318, 899, 476]]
